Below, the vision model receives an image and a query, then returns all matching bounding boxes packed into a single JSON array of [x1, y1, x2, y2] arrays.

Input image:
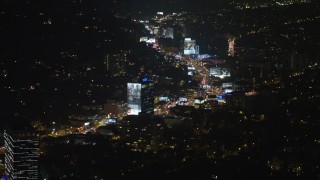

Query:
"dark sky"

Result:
[[115, 0, 228, 14]]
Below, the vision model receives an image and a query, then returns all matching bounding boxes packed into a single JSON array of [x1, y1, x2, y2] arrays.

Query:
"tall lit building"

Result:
[[4, 121, 39, 180], [127, 82, 142, 115], [127, 77, 154, 115], [140, 77, 154, 115], [228, 37, 235, 57]]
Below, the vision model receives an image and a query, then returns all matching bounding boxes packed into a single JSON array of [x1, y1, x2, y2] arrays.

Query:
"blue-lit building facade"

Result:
[[140, 77, 154, 115], [4, 127, 39, 180]]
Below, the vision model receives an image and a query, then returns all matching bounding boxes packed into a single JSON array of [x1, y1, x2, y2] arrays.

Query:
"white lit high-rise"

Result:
[[4, 122, 39, 180], [127, 77, 154, 115]]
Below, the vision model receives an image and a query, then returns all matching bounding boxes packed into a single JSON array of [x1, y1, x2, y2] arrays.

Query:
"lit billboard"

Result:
[[159, 96, 169, 102], [106, 118, 117, 124], [179, 97, 188, 102], [127, 83, 141, 115], [140, 37, 148, 42], [209, 67, 231, 78], [194, 99, 204, 105], [202, 84, 211, 89], [187, 66, 195, 76], [184, 38, 196, 55], [196, 54, 211, 60], [140, 37, 156, 44], [221, 68, 231, 77], [210, 67, 218, 76], [146, 38, 156, 44]]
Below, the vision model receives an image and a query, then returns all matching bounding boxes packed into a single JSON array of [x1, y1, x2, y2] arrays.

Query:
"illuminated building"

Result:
[[228, 37, 235, 57], [103, 51, 129, 77], [195, 45, 200, 55], [127, 83, 142, 115], [4, 122, 39, 180], [140, 77, 154, 115], [127, 77, 154, 115]]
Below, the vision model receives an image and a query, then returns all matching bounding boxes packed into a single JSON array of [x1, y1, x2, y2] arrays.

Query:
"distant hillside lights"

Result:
[[232, 0, 310, 9], [276, 0, 310, 6]]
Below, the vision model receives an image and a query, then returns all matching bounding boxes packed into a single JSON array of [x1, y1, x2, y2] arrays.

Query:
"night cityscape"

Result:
[[1, 0, 320, 179]]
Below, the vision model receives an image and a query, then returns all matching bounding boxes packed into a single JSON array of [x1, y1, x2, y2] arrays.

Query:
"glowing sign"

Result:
[[146, 38, 156, 44], [222, 82, 233, 93], [196, 54, 211, 60], [184, 38, 196, 55], [210, 67, 231, 78], [140, 37, 148, 42], [142, 77, 148, 82], [107, 118, 117, 123], [224, 89, 233, 93], [159, 97, 169, 102], [188, 66, 195, 76], [202, 84, 211, 89], [140, 37, 156, 44], [179, 97, 188, 102]]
